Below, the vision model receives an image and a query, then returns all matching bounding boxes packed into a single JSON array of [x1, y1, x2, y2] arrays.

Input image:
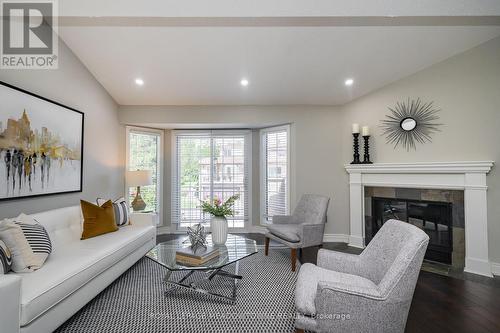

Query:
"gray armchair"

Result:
[[294, 219, 429, 333], [264, 194, 330, 271]]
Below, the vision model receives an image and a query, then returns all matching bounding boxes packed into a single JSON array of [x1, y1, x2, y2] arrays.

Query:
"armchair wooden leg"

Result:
[[291, 248, 297, 272], [295, 329, 305, 333], [265, 237, 270, 256]]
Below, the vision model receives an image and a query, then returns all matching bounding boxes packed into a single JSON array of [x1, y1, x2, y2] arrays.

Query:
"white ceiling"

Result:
[[59, 25, 500, 106]]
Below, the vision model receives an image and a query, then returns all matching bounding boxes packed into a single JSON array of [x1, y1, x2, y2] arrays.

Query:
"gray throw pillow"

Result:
[[97, 197, 130, 227]]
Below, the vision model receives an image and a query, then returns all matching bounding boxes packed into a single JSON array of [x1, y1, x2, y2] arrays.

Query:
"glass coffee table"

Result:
[[146, 234, 258, 303]]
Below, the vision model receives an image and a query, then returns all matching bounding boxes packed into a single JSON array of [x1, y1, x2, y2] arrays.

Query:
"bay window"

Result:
[[260, 125, 290, 223], [172, 130, 251, 229], [126, 127, 163, 218]]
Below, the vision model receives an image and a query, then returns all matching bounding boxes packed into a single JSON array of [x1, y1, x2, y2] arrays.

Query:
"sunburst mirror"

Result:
[[380, 98, 442, 151]]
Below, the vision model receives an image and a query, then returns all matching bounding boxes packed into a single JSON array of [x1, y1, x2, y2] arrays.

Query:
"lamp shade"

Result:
[[126, 170, 153, 187]]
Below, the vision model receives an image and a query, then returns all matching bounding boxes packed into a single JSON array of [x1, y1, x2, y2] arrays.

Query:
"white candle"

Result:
[[352, 123, 360, 134], [362, 126, 370, 136]]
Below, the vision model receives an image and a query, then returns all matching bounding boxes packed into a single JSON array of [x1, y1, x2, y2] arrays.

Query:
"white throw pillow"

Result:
[[0, 214, 52, 273], [0, 240, 12, 274]]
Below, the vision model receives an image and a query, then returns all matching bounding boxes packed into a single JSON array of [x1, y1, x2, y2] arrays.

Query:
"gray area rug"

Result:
[[56, 248, 299, 332]]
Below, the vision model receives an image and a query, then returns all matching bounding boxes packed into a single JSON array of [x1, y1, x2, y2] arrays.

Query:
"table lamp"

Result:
[[126, 170, 153, 211]]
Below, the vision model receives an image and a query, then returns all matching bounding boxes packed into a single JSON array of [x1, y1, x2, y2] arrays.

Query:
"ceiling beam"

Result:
[[58, 0, 500, 21]]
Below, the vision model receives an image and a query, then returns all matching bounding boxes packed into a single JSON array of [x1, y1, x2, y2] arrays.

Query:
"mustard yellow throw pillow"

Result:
[[80, 200, 118, 240]]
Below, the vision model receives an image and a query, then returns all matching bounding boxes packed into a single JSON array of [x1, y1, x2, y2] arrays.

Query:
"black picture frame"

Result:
[[0, 81, 84, 201]]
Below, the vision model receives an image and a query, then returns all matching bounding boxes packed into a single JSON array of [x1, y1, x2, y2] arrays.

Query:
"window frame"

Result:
[[171, 129, 252, 231], [125, 126, 164, 225], [260, 124, 291, 225]]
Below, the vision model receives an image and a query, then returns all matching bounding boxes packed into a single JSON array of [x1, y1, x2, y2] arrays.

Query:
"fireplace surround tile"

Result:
[[395, 188, 422, 200], [422, 189, 453, 202]]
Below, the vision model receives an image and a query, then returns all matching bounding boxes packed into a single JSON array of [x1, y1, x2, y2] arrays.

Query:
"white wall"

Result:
[[118, 106, 345, 234], [0, 39, 125, 218], [339, 36, 500, 262]]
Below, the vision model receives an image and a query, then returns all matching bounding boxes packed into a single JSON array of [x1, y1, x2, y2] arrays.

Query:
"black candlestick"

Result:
[[362, 135, 373, 164], [351, 133, 361, 164]]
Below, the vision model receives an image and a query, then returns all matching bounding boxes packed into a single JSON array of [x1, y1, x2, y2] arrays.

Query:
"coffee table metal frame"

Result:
[[146, 235, 258, 304], [160, 260, 245, 304]]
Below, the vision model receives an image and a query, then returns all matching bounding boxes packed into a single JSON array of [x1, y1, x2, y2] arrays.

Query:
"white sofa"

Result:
[[0, 206, 157, 333]]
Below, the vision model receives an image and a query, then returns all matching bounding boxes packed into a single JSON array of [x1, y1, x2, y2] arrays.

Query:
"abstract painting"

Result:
[[0, 81, 83, 201]]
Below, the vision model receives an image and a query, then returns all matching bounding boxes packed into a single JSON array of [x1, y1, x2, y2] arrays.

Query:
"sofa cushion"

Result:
[[14, 224, 155, 326], [295, 263, 378, 316], [267, 224, 301, 243], [30, 206, 82, 247]]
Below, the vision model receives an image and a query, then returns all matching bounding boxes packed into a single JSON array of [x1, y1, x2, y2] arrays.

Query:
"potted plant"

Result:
[[200, 194, 240, 245]]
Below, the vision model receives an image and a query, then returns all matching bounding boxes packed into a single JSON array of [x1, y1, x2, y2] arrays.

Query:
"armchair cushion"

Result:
[[267, 224, 301, 243], [295, 263, 378, 316], [272, 215, 302, 225]]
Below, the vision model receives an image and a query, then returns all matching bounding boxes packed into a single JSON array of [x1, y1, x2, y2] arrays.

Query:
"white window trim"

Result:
[[126, 126, 164, 226], [171, 129, 252, 231], [260, 124, 291, 226]]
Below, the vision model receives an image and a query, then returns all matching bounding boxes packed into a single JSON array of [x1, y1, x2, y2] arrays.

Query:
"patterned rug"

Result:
[[56, 248, 300, 333]]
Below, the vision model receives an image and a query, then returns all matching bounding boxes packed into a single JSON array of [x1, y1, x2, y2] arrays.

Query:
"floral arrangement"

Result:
[[200, 194, 240, 218]]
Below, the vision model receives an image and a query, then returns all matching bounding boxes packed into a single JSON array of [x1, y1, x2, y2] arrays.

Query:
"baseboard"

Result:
[[323, 233, 349, 243], [465, 257, 494, 278], [156, 226, 171, 235], [490, 262, 500, 276], [348, 235, 365, 249]]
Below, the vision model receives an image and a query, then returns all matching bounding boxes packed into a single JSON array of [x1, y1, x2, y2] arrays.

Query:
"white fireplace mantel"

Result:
[[344, 161, 494, 277]]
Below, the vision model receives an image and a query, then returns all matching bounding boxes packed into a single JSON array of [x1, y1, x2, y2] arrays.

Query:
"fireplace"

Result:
[[344, 162, 494, 277], [369, 196, 453, 264]]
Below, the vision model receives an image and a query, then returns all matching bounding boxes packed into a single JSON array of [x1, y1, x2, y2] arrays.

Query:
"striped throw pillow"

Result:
[[97, 197, 130, 227], [14, 221, 52, 256], [0, 214, 52, 272], [0, 240, 12, 274]]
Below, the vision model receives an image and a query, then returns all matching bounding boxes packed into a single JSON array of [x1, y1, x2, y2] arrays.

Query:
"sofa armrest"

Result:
[[317, 249, 361, 275], [129, 213, 158, 228], [0, 274, 21, 333]]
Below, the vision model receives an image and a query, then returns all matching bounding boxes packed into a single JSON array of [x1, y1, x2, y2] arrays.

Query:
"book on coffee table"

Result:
[[175, 246, 220, 266]]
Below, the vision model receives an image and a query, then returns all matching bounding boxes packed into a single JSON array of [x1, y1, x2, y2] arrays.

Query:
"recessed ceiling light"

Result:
[[240, 78, 249, 87], [345, 78, 354, 86], [135, 78, 144, 86]]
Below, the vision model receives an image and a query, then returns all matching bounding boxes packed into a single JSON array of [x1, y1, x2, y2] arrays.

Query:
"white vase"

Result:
[[210, 216, 228, 245]]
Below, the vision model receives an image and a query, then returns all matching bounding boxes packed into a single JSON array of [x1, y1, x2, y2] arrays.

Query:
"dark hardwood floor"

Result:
[[157, 233, 500, 333]]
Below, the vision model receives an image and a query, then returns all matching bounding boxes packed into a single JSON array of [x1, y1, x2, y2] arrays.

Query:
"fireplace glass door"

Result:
[[370, 197, 453, 264]]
